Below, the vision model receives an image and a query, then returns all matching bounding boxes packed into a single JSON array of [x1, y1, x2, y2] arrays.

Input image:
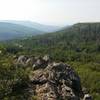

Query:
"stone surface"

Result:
[[15, 55, 92, 100], [83, 94, 92, 100]]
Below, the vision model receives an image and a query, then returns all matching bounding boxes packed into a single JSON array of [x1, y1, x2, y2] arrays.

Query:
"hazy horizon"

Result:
[[0, 0, 100, 26]]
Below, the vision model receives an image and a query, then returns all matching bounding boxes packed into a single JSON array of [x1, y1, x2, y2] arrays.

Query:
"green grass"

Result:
[[67, 61, 100, 100]]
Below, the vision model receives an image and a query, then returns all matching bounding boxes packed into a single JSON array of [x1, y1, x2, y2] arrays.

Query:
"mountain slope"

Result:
[[7, 23, 100, 65], [13, 22, 100, 49], [0, 22, 43, 41], [2, 20, 62, 32], [1, 23, 100, 99]]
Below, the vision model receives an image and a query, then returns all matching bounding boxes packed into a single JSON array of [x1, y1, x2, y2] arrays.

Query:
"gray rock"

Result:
[[29, 59, 83, 100], [25, 56, 35, 66], [0, 50, 2, 54], [17, 55, 27, 65], [32, 57, 47, 70], [83, 94, 92, 100], [14, 55, 92, 100], [43, 55, 50, 62]]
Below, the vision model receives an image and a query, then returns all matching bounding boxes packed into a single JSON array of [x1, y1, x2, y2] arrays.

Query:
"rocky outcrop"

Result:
[[15, 55, 92, 100]]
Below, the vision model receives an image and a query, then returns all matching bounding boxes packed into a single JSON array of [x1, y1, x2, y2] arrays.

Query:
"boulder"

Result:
[[14, 55, 91, 100], [29, 60, 83, 100], [17, 55, 27, 65], [83, 94, 92, 100], [25, 56, 35, 66], [43, 55, 51, 62], [32, 57, 48, 70], [0, 50, 2, 54], [15, 55, 35, 66]]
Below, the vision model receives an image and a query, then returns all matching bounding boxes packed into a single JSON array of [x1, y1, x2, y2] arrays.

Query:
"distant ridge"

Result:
[[0, 22, 43, 41], [1, 20, 62, 32]]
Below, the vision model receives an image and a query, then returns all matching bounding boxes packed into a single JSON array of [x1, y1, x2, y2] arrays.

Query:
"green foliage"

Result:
[[0, 23, 100, 99], [67, 61, 100, 100], [0, 56, 33, 100]]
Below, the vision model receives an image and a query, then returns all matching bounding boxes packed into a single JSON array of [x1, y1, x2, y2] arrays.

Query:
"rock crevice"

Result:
[[15, 55, 92, 100]]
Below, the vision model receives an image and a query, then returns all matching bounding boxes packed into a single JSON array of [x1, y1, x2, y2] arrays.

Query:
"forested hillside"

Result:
[[0, 23, 100, 99], [9, 23, 100, 62]]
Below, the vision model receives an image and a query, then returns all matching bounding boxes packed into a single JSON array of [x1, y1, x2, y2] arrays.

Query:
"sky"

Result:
[[0, 0, 100, 26]]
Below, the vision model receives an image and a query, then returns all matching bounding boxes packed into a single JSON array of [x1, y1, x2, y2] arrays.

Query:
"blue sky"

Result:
[[0, 0, 100, 26]]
